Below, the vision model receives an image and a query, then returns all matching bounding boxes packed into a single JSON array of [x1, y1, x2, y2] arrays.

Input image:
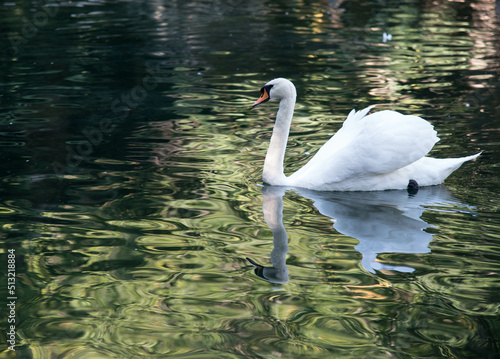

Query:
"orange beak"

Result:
[[252, 88, 271, 108]]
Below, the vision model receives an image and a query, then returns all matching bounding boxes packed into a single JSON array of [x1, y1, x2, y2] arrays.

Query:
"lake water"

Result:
[[1, 0, 500, 358]]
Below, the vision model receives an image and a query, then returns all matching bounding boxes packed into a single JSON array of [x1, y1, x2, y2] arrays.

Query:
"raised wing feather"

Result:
[[289, 107, 439, 186]]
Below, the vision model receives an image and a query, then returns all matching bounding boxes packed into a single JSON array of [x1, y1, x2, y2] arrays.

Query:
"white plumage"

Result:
[[252, 78, 480, 191]]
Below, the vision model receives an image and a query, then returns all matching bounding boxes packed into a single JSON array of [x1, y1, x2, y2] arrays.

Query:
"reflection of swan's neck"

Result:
[[263, 97, 295, 185], [263, 188, 289, 283]]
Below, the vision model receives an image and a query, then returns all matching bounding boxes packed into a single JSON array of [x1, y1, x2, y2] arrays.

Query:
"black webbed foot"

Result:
[[407, 179, 419, 195]]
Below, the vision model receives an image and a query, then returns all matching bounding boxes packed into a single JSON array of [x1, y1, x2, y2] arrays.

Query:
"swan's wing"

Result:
[[290, 108, 439, 185], [321, 105, 375, 153]]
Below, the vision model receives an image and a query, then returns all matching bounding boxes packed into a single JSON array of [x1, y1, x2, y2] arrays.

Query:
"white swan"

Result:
[[253, 78, 480, 191]]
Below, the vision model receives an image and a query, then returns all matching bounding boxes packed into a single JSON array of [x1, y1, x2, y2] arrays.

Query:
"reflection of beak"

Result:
[[247, 257, 263, 269], [246, 257, 265, 279], [252, 88, 270, 108]]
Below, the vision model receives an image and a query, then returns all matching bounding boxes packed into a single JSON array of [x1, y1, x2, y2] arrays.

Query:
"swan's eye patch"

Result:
[[253, 84, 273, 108], [261, 84, 273, 95]]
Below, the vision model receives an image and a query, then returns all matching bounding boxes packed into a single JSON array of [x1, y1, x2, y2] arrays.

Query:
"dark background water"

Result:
[[1, 0, 499, 358]]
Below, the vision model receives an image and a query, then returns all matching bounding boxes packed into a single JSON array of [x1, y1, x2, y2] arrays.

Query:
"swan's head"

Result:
[[252, 78, 296, 108]]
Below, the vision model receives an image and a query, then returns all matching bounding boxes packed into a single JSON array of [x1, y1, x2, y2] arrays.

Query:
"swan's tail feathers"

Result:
[[462, 152, 482, 162], [422, 152, 481, 186], [440, 152, 481, 172]]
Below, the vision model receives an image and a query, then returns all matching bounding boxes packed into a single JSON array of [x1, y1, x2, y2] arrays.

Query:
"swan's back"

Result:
[[288, 107, 441, 190]]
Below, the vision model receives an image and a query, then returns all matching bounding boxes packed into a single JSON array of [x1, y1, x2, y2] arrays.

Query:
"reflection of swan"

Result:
[[248, 185, 474, 280], [247, 186, 289, 284], [253, 78, 480, 191], [295, 186, 474, 273]]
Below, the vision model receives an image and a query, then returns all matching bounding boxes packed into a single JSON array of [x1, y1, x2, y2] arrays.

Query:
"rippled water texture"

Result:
[[1, 0, 499, 358]]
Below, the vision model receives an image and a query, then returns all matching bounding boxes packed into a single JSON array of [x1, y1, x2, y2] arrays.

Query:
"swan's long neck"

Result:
[[263, 96, 296, 185]]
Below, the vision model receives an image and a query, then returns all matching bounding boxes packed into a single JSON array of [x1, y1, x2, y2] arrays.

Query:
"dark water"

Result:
[[1, 0, 499, 358]]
